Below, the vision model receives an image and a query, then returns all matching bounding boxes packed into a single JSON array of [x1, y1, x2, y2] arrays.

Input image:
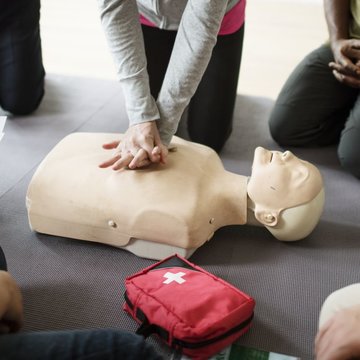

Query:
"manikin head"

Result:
[[247, 147, 324, 241]]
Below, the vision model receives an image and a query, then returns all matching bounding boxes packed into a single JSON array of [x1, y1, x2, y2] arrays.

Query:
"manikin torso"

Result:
[[27, 133, 248, 256]]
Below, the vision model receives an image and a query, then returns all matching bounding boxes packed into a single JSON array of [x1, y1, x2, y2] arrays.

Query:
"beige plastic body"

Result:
[[26, 133, 247, 259], [26, 133, 324, 260]]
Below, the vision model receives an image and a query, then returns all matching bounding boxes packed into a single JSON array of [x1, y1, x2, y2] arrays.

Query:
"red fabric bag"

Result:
[[124, 254, 255, 359]]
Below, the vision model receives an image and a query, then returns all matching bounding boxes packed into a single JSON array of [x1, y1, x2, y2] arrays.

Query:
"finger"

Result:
[[152, 130, 168, 164], [329, 62, 344, 72], [347, 38, 360, 49], [152, 136, 168, 164], [134, 158, 152, 168], [102, 141, 120, 150], [336, 54, 354, 68], [315, 331, 343, 360], [128, 149, 149, 169], [333, 70, 360, 88], [338, 57, 360, 74], [152, 146, 161, 156], [140, 141, 156, 159], [332, 69, 344, 82], [345, 47, 360, 62], [158, 145, 169, 164], [152, 147, 168, 164], [112, 153, 133, 171], [343, 75, 360, 88], [315, 318, 335, 358], [149, 146, 162, 163], [315, 316, 334, 349], [332, 70, 350, 84], [98, 154, 121, 168], [329, 62, 354, 76]]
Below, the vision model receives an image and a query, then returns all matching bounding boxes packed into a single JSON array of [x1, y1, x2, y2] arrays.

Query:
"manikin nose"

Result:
[[282, 151, 294, 160]]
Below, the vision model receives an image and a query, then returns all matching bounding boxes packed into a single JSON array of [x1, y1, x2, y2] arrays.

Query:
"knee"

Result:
[[187, 118, 232, 152], [268, 109, 294, 146], [269, 104, 312, 147], [1, 88, 44, 115], [338, 153, 360, 179], [189, 130, 230, 153], [319, 284, 360, 328], [338, 129, 360, 179], [269, 118, 286, 145]]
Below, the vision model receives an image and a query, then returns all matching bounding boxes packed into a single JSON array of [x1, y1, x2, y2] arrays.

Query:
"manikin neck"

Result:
[[215, 171, 248, 226], [246, 194, 263, 226]]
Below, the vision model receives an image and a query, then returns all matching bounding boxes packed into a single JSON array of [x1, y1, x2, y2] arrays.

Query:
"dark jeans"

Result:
[[142, 24, 245, 152], [269, 44, 360, 179], [0, 0, 45, 115], [0, 329, 163, 360]]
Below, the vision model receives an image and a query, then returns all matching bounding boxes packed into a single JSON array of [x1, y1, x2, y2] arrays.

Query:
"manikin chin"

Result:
[[26, 133, 324, 260]]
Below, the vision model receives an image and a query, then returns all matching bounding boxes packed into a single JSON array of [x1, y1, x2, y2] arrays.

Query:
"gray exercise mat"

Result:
[[0, 74, 359, 360]]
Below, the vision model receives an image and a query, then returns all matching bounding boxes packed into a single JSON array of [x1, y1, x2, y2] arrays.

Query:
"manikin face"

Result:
[[247, 147, 323, 226]]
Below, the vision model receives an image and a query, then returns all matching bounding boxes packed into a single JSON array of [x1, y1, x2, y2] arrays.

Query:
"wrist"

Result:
[[329, 38, 346, 57]]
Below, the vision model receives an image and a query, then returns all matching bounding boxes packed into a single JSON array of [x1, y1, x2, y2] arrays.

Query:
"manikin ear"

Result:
[[254, 209, 280, 227]]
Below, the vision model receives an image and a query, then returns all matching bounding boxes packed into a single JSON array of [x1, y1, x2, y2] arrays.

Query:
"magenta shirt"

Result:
[[139, 0, 246, 36]]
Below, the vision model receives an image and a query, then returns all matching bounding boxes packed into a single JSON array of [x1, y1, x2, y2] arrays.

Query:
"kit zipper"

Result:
[[125, 291, 253, 349], [171, 312, 254, 349]]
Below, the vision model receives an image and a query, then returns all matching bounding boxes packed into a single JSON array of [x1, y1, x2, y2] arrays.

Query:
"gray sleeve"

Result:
[[98, 0, 160, 126], [156, 0, 229, 146]]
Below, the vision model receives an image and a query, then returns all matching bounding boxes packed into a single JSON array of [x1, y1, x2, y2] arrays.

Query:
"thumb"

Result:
[[102, 140, 120, 150]]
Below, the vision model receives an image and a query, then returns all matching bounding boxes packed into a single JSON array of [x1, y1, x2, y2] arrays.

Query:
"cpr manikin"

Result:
[[26, 133, 325, 260]]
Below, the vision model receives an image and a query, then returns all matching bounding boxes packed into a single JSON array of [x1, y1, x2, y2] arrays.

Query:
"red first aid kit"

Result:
[[124, 254, 255, 359]]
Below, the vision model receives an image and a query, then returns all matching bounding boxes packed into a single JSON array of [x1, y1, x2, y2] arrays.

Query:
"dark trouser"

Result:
[[141, 24, 245, 152], [269, 44, 360, 179], [0, 0, 45, 115], [0, 329, 163, 360]]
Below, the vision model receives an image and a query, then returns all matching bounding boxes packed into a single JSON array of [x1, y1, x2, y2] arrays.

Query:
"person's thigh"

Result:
[[0, 0, 45, 115], [0, 329, 163, 360], [141, 25, 176, 99], [338, 94, 360, 178], [187, 26, 245, 152], [269, 45, 358, 147]]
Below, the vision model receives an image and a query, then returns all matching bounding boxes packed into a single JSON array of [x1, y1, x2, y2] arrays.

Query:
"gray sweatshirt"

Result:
[[98, 0, 237, 145]]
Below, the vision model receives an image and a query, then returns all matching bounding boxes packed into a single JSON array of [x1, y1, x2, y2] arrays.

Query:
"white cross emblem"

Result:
[[163, 271, 186, 285]]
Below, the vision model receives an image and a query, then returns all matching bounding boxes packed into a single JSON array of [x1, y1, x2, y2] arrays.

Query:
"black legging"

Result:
[[0, 0, 45, 115], [142, 24, 245, 152]]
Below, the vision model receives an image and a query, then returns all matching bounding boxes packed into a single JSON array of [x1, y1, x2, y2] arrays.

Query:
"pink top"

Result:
[[139, 0, 246, 36]]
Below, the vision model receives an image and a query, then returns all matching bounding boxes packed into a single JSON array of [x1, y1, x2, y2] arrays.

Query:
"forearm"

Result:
[[156, 0, 228, 146], [98, 0, 160, 125], [324, 0, 351, 46]]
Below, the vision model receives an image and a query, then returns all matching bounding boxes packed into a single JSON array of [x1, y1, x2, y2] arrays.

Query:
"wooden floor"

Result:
[[40, 0, 327, 100]]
